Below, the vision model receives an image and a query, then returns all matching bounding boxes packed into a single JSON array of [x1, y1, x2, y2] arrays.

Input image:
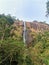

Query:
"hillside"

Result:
[[12, 20, 49, 44], [0, 14, 49, 65], [13, 20, 49, 32]]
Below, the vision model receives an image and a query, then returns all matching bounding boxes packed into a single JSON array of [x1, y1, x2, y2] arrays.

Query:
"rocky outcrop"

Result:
[[12, 20, 49, 44]]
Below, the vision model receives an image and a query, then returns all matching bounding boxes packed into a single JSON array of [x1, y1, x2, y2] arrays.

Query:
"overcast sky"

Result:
[[0, 0, 49, 23]]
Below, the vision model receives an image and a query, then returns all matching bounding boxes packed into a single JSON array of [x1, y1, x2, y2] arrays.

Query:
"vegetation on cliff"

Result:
[[0, 14, 49, 65]]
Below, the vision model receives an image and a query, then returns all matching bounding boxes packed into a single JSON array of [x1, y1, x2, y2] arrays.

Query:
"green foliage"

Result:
[[0, 14, 15, 40], [0, 14, 49, 65], [0, 39, 24, 65], [25, 55, 34, 65]]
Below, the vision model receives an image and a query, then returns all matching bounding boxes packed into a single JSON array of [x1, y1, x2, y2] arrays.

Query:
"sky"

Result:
[[0, 0, 49, 23]]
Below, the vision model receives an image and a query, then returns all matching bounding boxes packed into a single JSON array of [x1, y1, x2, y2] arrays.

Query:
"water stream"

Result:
[[23, 21, 26, 44]]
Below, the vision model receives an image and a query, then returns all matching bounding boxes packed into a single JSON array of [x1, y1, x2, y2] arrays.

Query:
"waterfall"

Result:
[[23, 21, 26, 43]]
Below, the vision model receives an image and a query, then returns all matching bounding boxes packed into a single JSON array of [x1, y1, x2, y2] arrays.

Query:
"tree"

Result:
[[0, 14, 15, 40], [46, 1, 49, 17]]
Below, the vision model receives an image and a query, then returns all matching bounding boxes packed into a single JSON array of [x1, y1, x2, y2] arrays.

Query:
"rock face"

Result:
[[12, 20, 49, 44]]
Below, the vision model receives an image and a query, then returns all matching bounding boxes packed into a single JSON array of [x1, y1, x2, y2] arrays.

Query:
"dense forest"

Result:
[[0, 14, 49, 65]]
